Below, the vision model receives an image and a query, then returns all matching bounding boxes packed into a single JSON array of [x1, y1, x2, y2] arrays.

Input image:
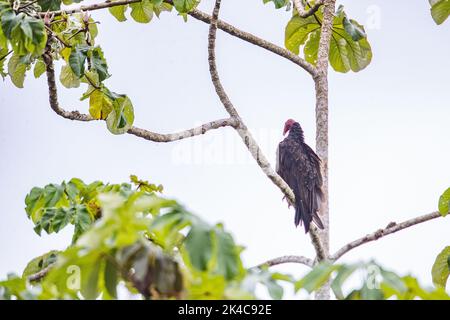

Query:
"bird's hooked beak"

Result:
[[283, 125, 289, 136]]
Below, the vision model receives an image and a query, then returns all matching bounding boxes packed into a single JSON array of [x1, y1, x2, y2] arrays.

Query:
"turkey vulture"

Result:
[[276, 119, 324, 233]]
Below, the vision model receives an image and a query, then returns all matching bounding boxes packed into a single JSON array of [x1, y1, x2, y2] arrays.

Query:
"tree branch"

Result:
[[42, 45, 236, 142], [312, 0, 336, 300], [257, 255, 314, 268], [207, 0, 326, 262], [127, 118, 238, 142], [39, 0, 317, 77], [292, 0, 324, 18], [331, 211, 443, 262], [27, 264, 53, 282]]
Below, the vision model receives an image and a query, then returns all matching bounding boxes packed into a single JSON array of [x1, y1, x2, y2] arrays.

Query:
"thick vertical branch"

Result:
[[313, 0, 336, 300], [207, 0, 326, 262]]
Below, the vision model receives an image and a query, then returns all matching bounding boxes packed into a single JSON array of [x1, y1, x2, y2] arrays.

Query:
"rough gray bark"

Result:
[[313, 0, 337, 300], [293, 0, 324, 17]]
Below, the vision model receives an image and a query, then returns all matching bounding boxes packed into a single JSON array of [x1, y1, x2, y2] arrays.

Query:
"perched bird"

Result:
[[276, 119, 324, 233]]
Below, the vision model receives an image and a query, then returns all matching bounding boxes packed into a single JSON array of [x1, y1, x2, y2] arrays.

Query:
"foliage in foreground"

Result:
[[0, 176, 294, 300], [0, 178, 449, 300]]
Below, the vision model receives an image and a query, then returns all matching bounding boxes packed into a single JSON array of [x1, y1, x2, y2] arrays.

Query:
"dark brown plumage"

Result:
[[276, 119, 324, 233]]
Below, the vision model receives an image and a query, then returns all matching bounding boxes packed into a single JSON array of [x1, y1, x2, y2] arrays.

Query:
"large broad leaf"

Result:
[[184, 223, 213, 272], [7, 53, 27, 88], [432, 246, 450, 289], [90, 47, 110, 81], [60, 64, 81, 88], [109, 4, 128, 22], [263, 0, 289, 9], [105, 92, 135, 135], [103, 259, 118, 298], [430, 0, 450, 25], [331, 264, 358, 299], [211, 227, 240, 280], [130, 0, 154, 23], [438, 187, 450, 216], [22, 250, 59, 279], [89, 90, 113, 120], [72, 205, 93, 242], [285, 5, 372, 73], [172, 0, 198, 14], [33, 59, 46, 78], [1, 9, 47, 57], [295, 261, 338, 293], [80, 255, 102, 299], [69, 45, 89, 78]]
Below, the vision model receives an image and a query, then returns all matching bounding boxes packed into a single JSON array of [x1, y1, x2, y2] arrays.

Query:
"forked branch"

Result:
[[293, 0, 324, 18], [207, 0, 326, 261], [42, 46, 236, 142], [257, 255, 314, 268]]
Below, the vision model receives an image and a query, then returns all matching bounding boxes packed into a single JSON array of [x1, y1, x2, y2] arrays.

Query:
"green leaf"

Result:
[[266, 280, 283, 299], [430, 0, 450, 25], [105, 93, 135, 135], [285, 5, 372, 73], [184, 223, 212, 272], [343, 17, 366, 41], [104, 259, 118, 298], [380, 268, 407, 293], [212, 227, 240, 280], [432, 246, 450, 289], [0, 47, 8, 79], [1, 9, 20, 39], [33, 58, 45, 78], [130, 175, 164, 193], [295, 262, 338, 293], [153, 1, 172, 17], [73, 205, 93, 242], [173, 0, 198, 14], [285, 15, 319, 55], [91, 47, 110, 81], [38, 0, 62, 11], [52, 208, 72, 232], [7, 54, 27, 88], [22, 250, 59, 279], [60, 64, 81, 88], [109, 4, 128, 22], [89, 90, 113, 120], [331, 264, 358, 299], [69, 45, 89, 78], [263, 0, 289, 9], [81, 258, 102, 299], [438, 187, 450, 216], [1, 10, 47, 57], [130, 0, 154, 23]]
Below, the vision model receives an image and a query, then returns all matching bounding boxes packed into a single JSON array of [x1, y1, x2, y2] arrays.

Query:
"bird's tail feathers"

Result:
[[312, 213, 324, 230], [295, 198, 312, 233]]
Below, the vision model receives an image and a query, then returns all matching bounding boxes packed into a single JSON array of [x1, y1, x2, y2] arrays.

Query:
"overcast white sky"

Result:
[[0, 0, 449, 298]]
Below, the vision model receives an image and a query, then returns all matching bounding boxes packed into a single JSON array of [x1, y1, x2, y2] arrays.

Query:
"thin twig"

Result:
[[257, 255, 314, 268], [292, 0, 324, 18], [0, 50, 12, 62], [331, 211, 443, 262], [18, 0, 39, 10], [28, 264, 54, 282]]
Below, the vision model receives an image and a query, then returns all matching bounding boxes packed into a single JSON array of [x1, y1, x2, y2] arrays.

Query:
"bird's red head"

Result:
[[283, 119, 297, 135]]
